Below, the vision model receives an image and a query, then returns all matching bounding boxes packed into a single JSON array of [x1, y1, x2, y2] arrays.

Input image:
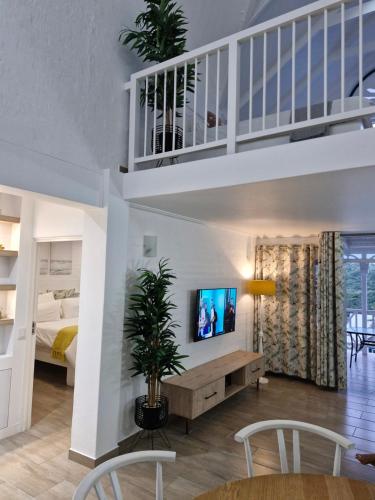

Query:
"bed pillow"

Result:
[[50, 288, 80, 299], [61, 297, 79, 319], [37, 300, 61, 322], [38, 292, 55, 304]]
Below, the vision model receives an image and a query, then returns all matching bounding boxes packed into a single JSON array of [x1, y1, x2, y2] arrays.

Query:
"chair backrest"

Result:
[[234, 420, 354, 478], [73, 450, 176, 500]]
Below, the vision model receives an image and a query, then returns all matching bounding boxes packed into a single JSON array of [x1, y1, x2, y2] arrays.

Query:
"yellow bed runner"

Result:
[[51, 325, 78, 362]]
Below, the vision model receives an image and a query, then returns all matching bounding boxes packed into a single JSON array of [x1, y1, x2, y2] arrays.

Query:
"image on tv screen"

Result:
[[195, 288, 237, 342]]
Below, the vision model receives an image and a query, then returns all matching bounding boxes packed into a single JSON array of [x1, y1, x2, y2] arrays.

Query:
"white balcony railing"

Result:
[[125, 0, 375, 171]]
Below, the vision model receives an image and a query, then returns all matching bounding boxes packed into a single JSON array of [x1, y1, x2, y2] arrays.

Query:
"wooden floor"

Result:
[[2, 354, 375, 498]]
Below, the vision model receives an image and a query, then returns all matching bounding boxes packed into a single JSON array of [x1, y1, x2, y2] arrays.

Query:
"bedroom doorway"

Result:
[[29, 238, 82, 438]]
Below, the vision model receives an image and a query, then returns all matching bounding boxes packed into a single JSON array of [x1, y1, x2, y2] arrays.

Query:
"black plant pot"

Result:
[[151, 125, 183, 155], [135, 395, 169, 430]]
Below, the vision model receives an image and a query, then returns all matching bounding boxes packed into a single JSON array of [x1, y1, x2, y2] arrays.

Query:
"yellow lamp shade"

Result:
[[247, 279, 276, 296]]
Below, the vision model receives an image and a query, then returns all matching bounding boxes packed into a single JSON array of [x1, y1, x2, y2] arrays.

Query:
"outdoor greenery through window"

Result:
[[345, 262, 361, 310], [344, 236, 375, 329], [368, 263, 375, 310]]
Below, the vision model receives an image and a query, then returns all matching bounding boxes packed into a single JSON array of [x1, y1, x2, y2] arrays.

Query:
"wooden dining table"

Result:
[[194, 473, 375, 499]]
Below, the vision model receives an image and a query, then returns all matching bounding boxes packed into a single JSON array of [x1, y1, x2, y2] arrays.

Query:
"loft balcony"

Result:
[[124, 0, 375, 179]]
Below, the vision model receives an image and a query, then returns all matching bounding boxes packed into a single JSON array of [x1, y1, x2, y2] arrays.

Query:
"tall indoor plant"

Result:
[[125, 258, 187, 429], [119, 0, 195, 153]]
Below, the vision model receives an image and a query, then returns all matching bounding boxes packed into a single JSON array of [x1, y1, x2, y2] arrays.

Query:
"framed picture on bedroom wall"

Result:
[[39, 241, 73, 276]]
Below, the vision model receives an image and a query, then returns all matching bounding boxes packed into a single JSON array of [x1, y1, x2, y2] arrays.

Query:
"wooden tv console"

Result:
[[162, 350, 265, 433]]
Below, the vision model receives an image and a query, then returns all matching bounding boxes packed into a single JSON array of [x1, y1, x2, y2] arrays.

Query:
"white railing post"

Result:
[[227, 39, 239, 155], [128, 78, 140, 172]]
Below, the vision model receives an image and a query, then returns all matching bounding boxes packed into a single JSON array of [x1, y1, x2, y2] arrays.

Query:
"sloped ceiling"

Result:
[[182, 0, 317, 50]]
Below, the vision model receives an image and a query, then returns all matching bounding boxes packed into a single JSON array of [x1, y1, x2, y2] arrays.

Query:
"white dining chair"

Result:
[[234, 419, 354, 478], [73, 450, 176, 500]]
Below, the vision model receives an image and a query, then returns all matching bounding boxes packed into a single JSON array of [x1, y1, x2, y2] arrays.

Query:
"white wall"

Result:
[[120, 207, 253, 438], [0, 1, 145, 174], [71, 178, 129, 460], [33, 201, 84, 240]]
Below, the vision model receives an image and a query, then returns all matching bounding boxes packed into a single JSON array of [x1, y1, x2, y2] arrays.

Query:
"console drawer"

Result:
[[246, 358, 265, 384], [192, 379, 225, 418]]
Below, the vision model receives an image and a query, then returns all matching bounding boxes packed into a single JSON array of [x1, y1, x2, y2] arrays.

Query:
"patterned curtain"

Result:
[[317, 232, 346, 389], [253, 244, 319, 380]]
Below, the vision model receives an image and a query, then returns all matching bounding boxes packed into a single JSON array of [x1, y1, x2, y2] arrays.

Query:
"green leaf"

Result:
[[125, 258, 187, 401], [119, 0, 196, 116]]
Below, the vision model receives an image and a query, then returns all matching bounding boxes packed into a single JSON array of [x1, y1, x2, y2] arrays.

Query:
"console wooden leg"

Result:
[[185, 418, 190, 435], [257, 378, 259, 391]]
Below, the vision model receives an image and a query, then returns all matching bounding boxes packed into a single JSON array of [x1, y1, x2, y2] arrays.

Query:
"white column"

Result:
[[71, 169, 129, 460]]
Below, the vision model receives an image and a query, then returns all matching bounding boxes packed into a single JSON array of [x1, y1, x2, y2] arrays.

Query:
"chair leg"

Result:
[[355, 336, 358, 363]]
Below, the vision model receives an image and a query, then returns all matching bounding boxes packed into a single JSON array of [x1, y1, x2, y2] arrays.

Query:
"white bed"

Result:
[[35, 317, 78, 387]]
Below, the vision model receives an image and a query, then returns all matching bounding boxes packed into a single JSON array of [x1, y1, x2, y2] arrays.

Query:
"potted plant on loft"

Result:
[[125, 258, 187, 435], [119, 0, 195, 156]]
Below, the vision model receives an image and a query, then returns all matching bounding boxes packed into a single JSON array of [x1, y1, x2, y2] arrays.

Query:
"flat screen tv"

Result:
[[194, 288, 237, 342]]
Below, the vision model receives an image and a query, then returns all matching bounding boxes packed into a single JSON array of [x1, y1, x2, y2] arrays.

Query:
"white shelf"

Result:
[[0, 216, 20, 224], [0, 250, 18, 257], [0, 319, 13, 326]]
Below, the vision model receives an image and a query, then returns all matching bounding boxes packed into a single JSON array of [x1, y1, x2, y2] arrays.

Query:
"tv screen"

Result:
[[194, 288, 237, 342]]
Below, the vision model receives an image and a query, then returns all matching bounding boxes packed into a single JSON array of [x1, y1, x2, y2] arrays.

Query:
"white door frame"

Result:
[[23, 235, 82, 431]]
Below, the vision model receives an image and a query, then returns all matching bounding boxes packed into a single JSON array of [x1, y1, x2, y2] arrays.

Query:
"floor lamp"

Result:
[[248, 279, 276, 384]]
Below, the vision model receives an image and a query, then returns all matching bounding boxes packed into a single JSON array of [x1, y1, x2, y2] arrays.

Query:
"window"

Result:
[[344, 262, 361, 310], [368, 263, 375, 311], [344, 236, 375, 329]]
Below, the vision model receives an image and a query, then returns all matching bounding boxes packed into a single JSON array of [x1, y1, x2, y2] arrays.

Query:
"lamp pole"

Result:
[[258, 294, 268, 384]]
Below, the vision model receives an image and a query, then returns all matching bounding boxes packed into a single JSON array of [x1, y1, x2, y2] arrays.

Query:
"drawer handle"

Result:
[[252, 368, 260, 373], [205, 391, 218, 400]]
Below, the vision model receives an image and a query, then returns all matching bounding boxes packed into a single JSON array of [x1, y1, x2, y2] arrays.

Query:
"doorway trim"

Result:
[[23, 235, 83, 431]]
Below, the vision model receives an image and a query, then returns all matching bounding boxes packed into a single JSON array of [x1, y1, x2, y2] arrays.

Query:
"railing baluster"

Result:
[[292, 21, 296, 124], [153, 72, 157, 155], [358, 0, 363, 108], [204, 53, 209, 144], [216, 49, 220, 141], [249, 37, 254, 133], [163, 69, 167, 153], [193, 57, 198, 147], [172, 65, 177, 150], [277, 28, 281, 128], [183, 61, 187, 149], [307, 16, 311, 121], [324, 9, 328, 117], [227, 40, 239, 154], [262, 32, 267, 130], [144, 76, 148, 157], [341, 3, 345, 113]]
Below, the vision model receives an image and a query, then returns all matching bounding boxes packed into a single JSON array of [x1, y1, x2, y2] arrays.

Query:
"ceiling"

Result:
[[132, 165, 375, 237], [182, 0, 318, 51]]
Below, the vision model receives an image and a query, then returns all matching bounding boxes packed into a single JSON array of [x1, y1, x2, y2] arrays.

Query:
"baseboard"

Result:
[[69, 446, 120, 469], [68, 431, 141, 468], [118, 431, 140, 453]]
